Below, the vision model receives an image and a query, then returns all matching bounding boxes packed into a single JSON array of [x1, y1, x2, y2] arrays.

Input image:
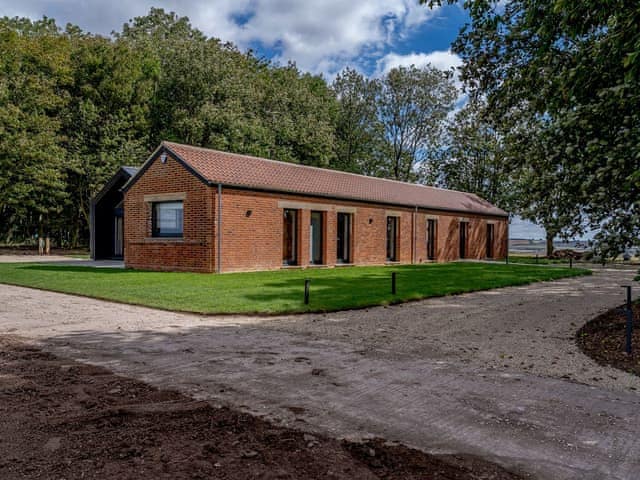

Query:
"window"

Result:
[[486, 223, 495, 258], [283, 209, 298, 265], [427, 219, 436, 260], [386, 216, 399, 261], [336, 212, 352, 263], [152, 201, 183, 237], [459, 221, 468, 259]]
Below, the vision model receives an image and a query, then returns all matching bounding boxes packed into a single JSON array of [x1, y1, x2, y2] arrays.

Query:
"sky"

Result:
[[1, 0, 467, 78], [1, 0, 573, 239]]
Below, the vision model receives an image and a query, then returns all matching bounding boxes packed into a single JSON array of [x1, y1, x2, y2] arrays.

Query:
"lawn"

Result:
[[507, 255, 572, 265], [0, 262, 589, 314]]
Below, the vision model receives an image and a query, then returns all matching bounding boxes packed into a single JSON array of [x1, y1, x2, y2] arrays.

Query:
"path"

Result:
[[1, 267, 639, 479]]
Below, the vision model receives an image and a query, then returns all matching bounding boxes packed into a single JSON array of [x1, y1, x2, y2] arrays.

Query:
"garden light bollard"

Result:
[[304, 279, 311, 305], [569, 257, 573, 268], [623, 285, 633, 355], [391, 272, 397, 295], [536, 254, 539, 264]]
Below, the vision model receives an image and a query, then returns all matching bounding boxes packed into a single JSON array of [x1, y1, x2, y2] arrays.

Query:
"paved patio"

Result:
[[0, 254, 123, 268]]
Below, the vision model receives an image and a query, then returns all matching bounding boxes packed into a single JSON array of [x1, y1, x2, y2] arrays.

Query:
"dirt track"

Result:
[[1, 337, 522, 479], [1, 267, 640, 479]]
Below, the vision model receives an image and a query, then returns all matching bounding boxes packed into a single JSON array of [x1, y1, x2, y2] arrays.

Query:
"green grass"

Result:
[[507, 255, 571, 265], [0, 262, 590, 315]]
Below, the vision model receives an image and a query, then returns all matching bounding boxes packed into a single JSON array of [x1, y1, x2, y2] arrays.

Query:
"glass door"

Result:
[[113, 215, 123, 258], [337, 212, 351, 263], [283, 209, 298, 265], [459, 221, 468, 259], [486, 223, 494, 258], [310, 211, 323, 264], [386, 216, 398, 261], [427, 219, 436, 260]]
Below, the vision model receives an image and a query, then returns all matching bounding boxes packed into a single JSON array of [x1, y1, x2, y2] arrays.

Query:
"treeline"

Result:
[[426, 0, 640, 255], [8, 3, 635, 255], [0, 8, 464, 248]]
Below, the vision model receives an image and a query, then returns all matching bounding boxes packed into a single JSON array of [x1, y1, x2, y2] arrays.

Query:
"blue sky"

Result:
[[1, 1, 468, 78], [1, 0, 566, 239]]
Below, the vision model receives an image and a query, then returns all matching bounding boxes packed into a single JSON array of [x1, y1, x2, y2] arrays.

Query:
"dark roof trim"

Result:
[[120, 144, 210, 193], [123, 143, 509, 218], [92, 167, 137, 205]]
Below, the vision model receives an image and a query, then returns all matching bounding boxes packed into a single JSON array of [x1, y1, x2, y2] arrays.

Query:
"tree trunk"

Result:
[[546, 232, 554, 257]]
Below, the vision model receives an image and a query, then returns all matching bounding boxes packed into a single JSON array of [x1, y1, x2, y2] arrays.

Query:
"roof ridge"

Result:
[[161, 141, 475, 197]]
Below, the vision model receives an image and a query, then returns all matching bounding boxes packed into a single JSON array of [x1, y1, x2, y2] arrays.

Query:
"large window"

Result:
[[459, 221, 468, 259], [486, 223, 495, 258], [386, 216, 399, 261], [336, 212, 352, 263], [427, 219, 436, 260], [152, 201, 183, 238], [310, 211, 324, 265], [283, 209, 298, 265]]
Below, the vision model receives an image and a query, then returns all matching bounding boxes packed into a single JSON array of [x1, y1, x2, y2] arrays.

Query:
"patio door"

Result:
[[336, 212, 351, 263], [427, 219, 436, 260], [459, 221, 468, 259], [310, 211, 323, 265], [386, 216, 398, 261], [486, 223, 494, 258], [283, 209, 298, 265], [113, 215, 123, 258]]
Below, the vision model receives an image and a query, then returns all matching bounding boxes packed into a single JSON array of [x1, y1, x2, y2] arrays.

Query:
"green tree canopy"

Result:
[[426, 0, 640, 254]]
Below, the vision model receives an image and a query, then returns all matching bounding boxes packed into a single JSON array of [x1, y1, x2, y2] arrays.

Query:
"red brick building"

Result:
[[96, 141, 508, 272]]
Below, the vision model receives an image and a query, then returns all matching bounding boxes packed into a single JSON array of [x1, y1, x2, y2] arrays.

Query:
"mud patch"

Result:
[[577, 303, 640, 379], [0, 336, 525, 479]]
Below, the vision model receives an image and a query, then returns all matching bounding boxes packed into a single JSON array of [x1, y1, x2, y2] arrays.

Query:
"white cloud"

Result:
[[375, 50, 466, 110], [205, 0, 442, 76], [0, 0, 442, 76], [375, 50, 462, 76]]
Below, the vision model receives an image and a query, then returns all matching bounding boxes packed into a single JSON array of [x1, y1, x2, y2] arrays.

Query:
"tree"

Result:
[[507, 114, 587, 255], [331, 68, 384, 175], [0, 17, 71, 243], [425, 0, 640, 254], [0, 8, 342, 247], [434, 98, 511, 208], [118, 8, 337, 167], [62, 35, 155, 246], [377, 65, 457, 182]]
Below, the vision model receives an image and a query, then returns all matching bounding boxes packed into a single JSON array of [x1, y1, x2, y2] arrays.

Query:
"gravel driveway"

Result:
[[1, 266, 639, 479]]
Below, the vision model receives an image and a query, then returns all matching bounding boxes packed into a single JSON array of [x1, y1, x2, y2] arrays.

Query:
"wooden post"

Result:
[[45, 237, 51, 256]]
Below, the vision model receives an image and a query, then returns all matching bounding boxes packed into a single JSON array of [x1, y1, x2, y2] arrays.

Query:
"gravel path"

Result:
[[1, 267, 640, 479], [263, 266, 640, 391]]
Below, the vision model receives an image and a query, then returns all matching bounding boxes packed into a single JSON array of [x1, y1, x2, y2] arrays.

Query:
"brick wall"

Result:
[[123, 155, 508, 273], [217, 188, 508, 273], [124, 152, 215, 272]]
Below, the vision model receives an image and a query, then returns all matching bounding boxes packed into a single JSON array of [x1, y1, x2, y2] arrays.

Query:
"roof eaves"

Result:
[[120, 143, 213, 194], [213, 181, 509, 218]]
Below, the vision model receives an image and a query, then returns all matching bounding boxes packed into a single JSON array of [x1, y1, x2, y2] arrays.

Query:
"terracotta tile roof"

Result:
[[160, 141, 507, 217]]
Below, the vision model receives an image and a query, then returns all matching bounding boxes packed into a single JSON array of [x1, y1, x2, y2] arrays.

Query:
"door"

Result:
[[113, 215, 123, 258], [310, 211, 323, 264], [386, 216, 398, 261], [337, 212, 351, 263], [486, 223, 494, 258], [283, 209, 298, 265], [459, 221, 468, 259], [427, 219, 436, 260]]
